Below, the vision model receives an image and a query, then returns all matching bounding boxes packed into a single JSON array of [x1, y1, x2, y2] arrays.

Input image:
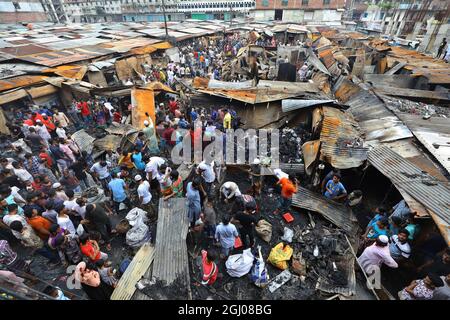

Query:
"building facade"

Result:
[[178, 0, 254, 20], [252, 0, 346, 24], [358, 1, 450, 54], [0, 0, 48, 23], [62, 0, 255, 23], [63, 0, 183, 23]]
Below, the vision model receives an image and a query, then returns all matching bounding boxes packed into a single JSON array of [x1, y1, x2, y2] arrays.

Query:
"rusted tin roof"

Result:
[[17, 47, 114, 67], [292, 186, 358, 236], [193, 77, 320, 104], [0, 44, 52, 57], [317, 106, 368, 169], [333, 77, 413, 144], [368, 146, 450, 245], [0, 75, 47, 92]]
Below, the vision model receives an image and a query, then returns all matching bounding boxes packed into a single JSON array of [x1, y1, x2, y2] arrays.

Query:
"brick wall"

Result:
[[0, 12, 48, 23], [255, 0, 346, 10]]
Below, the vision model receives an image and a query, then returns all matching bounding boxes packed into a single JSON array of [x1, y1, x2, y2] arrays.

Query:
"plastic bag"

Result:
[[267, 242, 293, 270], [280, 227, 294, 243], [250, 246, 269, 288], [76, 224, 85, 237], [225, 248, 254, 277], [125, 208, 151, 248], [255, 219, 272, 243]]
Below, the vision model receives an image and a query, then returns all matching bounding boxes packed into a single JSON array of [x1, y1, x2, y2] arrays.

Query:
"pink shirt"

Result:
[[357, 243, 398, 273]]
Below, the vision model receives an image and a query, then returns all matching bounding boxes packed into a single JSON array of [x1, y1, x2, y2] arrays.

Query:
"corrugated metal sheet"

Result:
[[368, 146, 450, 244], [194, 77, 320, 104], [292, 186, 358, 236], [100, 38, 161, 53], [334, 77, 413, 144], [0, 89, 28, 105], [282, 99, 336, 113], [27, 84, 58, 98], [396, 113, 450, 175], [0, 75, 47, 92], [0, 44, 51, 57], [17, 47, 114, 67], [319, 106, 369, 169]]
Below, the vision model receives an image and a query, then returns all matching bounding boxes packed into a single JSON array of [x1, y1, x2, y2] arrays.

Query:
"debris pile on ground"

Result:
[[383, 96, 450, 118]]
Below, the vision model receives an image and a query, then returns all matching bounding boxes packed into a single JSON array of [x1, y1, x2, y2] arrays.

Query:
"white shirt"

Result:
[[57, 215, 76, 236], [357, 243, 398, 273], [64, 200, 86, 219], [56, 127, 67, 139], [145, 157, 165, 180], [37, 125, 51, 141], [199, 161, 215, 183], [13, 168, 33, 183], [221, 181, 241, 199], [3, 214, 27, 228], [90, 162, 111, 180], [137, 181, 152, 205]]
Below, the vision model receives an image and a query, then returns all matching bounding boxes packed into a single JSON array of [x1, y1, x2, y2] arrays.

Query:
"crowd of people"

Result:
[[0, 32, 448, 301]]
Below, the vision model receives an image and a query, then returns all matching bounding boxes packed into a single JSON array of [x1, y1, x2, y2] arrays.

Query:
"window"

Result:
[[323, 0, 330, 4], [302, 0, 308, 5], [262, 0, 269, 7], [281, 0, 288, 6], [13, 2, 20, 9]]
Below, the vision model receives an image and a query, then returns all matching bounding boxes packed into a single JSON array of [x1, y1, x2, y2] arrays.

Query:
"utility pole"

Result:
[[161, 0, 169, 41]]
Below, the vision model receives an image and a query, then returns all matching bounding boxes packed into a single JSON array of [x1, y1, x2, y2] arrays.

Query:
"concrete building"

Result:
[[0, 0, 48, 23], [252, 0, 346, 24], [177, 0, 255, 20], [358, 1, 449, 55], [63, 0, 184, 23]]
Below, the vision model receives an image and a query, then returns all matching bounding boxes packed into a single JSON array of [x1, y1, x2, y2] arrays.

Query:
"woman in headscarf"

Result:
[[74, 261, 113, 300]]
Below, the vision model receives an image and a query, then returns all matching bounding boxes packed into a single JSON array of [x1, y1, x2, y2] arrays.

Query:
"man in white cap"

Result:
[[135, 175, 153, 213], [196, 161, 215, 197], [142, 114, 159, 154], [248, 158, 262, 197], [357, 235, 398, 274], [53, 182, 69, 202], [220, 181, 241, 203]]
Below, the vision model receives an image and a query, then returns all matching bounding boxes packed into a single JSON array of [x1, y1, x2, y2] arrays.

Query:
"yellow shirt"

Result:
[[223, 113, 232, 129]]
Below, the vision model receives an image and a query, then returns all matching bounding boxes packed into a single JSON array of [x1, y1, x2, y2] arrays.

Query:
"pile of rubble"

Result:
[[383, 96, 450, 118], [279, 127, 310, 164]]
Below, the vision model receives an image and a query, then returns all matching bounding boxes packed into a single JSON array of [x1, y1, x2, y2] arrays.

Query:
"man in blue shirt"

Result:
[[131, 148, 146, 171], [324, 173, 347, 202], [108, 173, 131, 213]]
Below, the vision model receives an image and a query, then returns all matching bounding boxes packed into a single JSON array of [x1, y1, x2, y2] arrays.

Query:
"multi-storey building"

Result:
[[62, 0, 255, 23], [358, 1, 449, 54], [252, 0, 346, 23], [63, 0, 183, 23], [0, 0, 48, 23], [177, 0, 255, 20]]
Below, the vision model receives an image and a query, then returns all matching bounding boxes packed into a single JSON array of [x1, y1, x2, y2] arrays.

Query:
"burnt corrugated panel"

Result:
[[319, 106, 369, 169], [368, 146, 450, 226], [292, 186, 358, 236], [334, 78, 413, 144]]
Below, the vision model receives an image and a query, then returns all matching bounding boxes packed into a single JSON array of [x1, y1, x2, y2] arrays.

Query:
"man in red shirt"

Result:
[[24, 207, 52, 240], [78, 100, 92, 125], [168, 97, 178, 115], [31, 112, 44, 125], [41, 115, 56, 135], [274, 174, 298, 215], [162, 123, 175, 147]]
